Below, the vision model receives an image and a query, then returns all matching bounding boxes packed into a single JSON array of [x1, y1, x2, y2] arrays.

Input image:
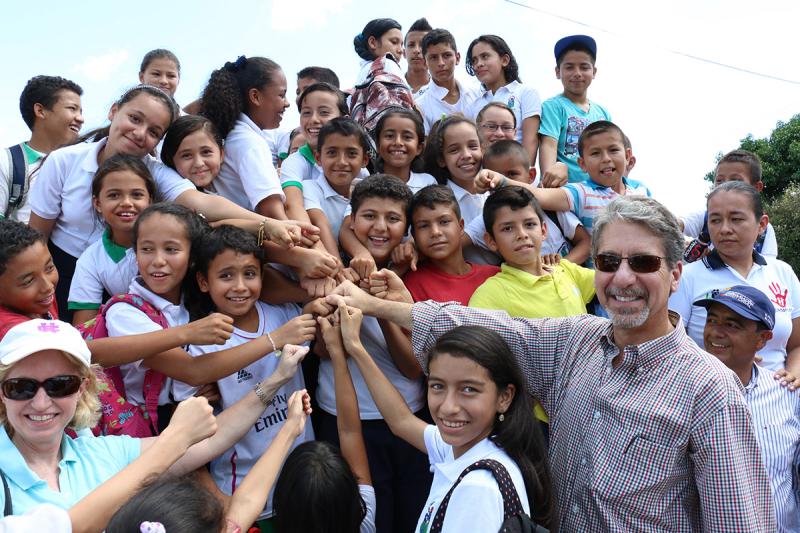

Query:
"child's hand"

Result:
[[300, 275, 337, 298], [194, 382, 222, 404], [336, 267, 361, 285], [541, 162, 568, 188], [318, 314, 346, 359], [264, 219, 319, 249], [337, 303, 364, 354], [296, 248, 340, 279], [274, 344, 309, 383], [303, 297, 334, 318], [774, 369, 800, 392], [271, 314, 317, 349], [349, 253, 377, 281], [369, 269, 414, 303], [162, 396, 217, 449], [390, 241, 418, 273], [183, 313, 235, 346], [474, 169, 507, 194], [541, 253, 562, 266], [284, 389, 312, 437]]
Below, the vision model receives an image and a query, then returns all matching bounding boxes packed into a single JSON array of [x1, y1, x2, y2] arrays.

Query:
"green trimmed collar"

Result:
[[102, 228, 129, 263], [298, 143, 316, 166]]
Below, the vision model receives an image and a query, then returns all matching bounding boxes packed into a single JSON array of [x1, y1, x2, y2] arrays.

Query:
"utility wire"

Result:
[[503, 0, 800, 85]]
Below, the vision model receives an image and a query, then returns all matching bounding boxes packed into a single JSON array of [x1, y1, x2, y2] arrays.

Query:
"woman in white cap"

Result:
[[0, 319, 308, 518]]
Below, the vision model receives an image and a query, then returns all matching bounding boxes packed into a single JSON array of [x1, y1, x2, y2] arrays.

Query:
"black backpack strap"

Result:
[[1, 468, 12, 517], [7, 144, 27, 211], [429, 459, 525, 532]]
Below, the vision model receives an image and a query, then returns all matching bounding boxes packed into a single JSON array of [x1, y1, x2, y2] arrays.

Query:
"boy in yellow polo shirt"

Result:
[[469, 185, 595, 317]]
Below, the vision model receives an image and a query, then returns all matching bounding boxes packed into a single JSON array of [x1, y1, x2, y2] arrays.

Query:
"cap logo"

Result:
[[723, 290, 755, 309], [37, 322, 60, 333]]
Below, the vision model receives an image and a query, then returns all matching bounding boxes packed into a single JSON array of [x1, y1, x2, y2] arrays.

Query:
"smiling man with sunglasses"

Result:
[[327, 195, 775, 532]]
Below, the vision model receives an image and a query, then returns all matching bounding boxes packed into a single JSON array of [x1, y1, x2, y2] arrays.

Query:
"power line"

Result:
[[503, 0, 800, 85]]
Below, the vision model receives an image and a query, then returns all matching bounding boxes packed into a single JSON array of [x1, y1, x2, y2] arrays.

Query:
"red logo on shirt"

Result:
[[769, 282, 788, 308]]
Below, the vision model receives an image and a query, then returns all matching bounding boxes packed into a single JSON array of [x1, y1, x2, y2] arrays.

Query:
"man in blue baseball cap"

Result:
[[696, 284, 800, 533]]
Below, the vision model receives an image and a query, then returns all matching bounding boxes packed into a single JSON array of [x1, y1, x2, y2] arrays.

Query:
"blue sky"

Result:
[[1, 0, 797, 214]]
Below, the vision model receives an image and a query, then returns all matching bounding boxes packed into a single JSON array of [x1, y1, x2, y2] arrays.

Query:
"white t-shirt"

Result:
[[316, 314, 424, 419], [468, 81, 542, 143], [105, 277, 191, 406], [0, 503, 71, 533], [67, 229, 138, 311], [669, 251, 800, 371], [215, 113, 284, 210], [28, 139, 194, 258], [465, 208, 581, 258], [416, 425, 530, 533], [415, 79, 481, 133], [359, 485, 377, 533], [303, 174, 351, 243], [681, 208, 778, 259], [179, 301, 312, 519]]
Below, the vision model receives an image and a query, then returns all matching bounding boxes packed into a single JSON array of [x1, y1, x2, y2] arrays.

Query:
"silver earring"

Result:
[[498, 413, 505, 422]]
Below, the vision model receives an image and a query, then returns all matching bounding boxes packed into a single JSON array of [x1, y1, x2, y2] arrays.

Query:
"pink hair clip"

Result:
[[140, 522, 166, 533]]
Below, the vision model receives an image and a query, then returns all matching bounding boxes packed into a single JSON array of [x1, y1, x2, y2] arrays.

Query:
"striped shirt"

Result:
[[744, 364, 800, 533], [410, 301, 775, 532], [563, 177, 652, 234]]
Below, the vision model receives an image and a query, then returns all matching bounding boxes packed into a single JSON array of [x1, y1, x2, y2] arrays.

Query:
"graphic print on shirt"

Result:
[[565, 116, 590, 158], [419, 503, 435, 533], [769, 281, 788, 309], [507, 95, 516, 110], [254, 392, 289, 433], [236, 368, 253, 383]]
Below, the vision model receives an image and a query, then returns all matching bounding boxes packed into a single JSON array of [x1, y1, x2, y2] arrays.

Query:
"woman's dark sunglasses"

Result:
[[594, 253, 664, 274], [1, 375, 83, 401]]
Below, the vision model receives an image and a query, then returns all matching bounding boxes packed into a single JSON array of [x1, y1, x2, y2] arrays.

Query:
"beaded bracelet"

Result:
[[266, 331, 282, 357], [257, 219, 268, 247]]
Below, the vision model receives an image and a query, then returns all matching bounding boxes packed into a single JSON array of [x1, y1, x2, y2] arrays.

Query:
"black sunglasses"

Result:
[[594, 253, 664, 274], [1, 375, 83, 401]]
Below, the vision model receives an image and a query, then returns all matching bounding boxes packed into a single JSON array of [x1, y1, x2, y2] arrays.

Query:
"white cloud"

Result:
[[271, 0, 353, 31], [72, 49, 130, 83]]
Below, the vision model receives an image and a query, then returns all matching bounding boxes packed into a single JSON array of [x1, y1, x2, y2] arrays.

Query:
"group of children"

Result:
[[0, 14, 788, 533]]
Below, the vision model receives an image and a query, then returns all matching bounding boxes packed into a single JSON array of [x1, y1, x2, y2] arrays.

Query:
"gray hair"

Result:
[[592, 196, 683, 269]]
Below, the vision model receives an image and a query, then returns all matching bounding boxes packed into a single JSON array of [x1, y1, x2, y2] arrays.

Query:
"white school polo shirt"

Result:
[[105, 277, 191, 406], [215, 113, 284, 210], [28, 139, 194, 258], [669, 250, 800, 371], [316, 314, 425, 419], [415, 425, 529, 533], [280, 146, 321, 190], [182, 301, 313, 519], [406, 172, 438, 194], [68, 229, 139, 311], [415, 79, 481, 133], [303, 173, 350, 242], [468, 80, 542, 143]]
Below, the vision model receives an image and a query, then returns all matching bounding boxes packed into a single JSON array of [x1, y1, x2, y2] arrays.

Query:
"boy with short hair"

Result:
[[403, 184, 499, 304], [414, 28, 480, 133], [295, 66, 341, 104], [682, 149, 777, 261], [539, 35, 611, 186], [465, 140, 592, 264], [1, 75, 83, 222], [469, 186, 595, 318], [404, 18, 433, 94], [317, 173, 432, 533]]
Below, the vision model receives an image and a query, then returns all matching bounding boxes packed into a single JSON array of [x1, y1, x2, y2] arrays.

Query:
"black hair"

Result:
[[707, 181, 764, 220], [421, 28, 458, 56], [423, 115, 481, 184], [353, 18, 402, 61], [297, 82, 348, 115], [483, 140, 530, 168], [427, 326, 555, 529], [19, 75, 83, 130], [274, 441, 365, 533], [556, 42, 596, 67], [92, 154, 156, 200], [296, 66, 341, 88], [0, 220, 45, 276], [317, 117, 371, 155], [406, 17, 432, 41], [482, 186, 546, 238], [408, 185, 462, 232], [200, 56, 283, 138], [160, 115, 224, 172], [476, 102, 517, 128], [80, 85, 179, 144], [576, 120, 626, 157], [374, 108, 426, 173], [139, 49, 181, 74], [105, 475, 223, 533], [466, 35, 520, 84], [187, 225, 264, 321], [350, 174, 412, 223], [717, 149, 762, 184]]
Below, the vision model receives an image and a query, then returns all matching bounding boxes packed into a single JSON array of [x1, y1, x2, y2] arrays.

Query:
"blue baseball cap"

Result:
[[554, 35, 597, 64], [693, 285, 775, 330]]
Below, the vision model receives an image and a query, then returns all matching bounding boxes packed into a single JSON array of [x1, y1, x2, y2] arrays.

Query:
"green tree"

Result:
[[765, 184, 800, 273], [705, 113, 800, 202]]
